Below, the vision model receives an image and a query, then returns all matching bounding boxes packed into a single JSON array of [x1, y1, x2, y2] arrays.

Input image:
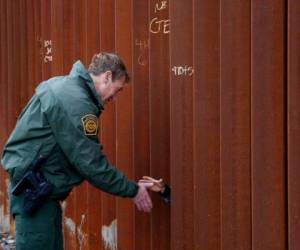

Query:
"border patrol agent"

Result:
[[1, 53, 153, 250]]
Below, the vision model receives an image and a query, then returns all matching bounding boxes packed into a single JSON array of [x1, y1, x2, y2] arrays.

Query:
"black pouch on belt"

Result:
[[22, 171, 53, 215], [12, 155, 54, 216]]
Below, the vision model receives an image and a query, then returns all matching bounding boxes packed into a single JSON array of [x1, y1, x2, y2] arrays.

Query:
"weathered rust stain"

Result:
[[0, 205, 10, 232], [101, 219, 117, 250], [77, 214, 87, 250], [62, 201, 77, 249], [64, 217, 76, 235], [0, 179, 11, 232]]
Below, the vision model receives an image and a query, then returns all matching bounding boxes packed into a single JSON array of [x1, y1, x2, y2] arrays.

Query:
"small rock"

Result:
[[0, 232, 15, 250]]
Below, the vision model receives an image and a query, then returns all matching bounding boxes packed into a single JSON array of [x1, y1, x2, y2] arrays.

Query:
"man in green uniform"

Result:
[[1, 52, 152, 250]]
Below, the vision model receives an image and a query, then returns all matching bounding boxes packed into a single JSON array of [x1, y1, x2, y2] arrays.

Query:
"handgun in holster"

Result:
[[11, 155, 53, 216]]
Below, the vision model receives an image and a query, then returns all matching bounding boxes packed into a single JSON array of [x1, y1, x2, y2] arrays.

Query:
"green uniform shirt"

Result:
[[1, 61, 138, 207]]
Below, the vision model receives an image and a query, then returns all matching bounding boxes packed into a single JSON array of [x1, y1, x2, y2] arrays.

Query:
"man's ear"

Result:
[[105, 71, 112, 83]]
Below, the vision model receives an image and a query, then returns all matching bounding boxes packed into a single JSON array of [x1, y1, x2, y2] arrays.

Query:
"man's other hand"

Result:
[[133, 182, 153, 213], [139, 176, 166, 193]]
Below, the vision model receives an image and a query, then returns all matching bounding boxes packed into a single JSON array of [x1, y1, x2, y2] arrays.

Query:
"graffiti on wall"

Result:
[[149, 0, 170, 34]]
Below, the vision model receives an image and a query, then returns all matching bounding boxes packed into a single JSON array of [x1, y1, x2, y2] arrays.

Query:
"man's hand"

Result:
[[133, 182, 153, 213], [138, 176, 166, 193]]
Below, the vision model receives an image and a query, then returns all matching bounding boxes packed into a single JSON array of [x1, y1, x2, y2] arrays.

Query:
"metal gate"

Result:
[[0, 0, 299, 249]]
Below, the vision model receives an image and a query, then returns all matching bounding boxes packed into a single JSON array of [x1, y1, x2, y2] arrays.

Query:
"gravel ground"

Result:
[[0, 233, 15, 250]]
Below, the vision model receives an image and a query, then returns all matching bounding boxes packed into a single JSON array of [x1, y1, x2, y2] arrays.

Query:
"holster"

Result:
[[22, 172, 54, 215], [11, 155, 53, 216]]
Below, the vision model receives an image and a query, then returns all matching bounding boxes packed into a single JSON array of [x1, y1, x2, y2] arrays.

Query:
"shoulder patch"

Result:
[[81, 114, 98, 136]]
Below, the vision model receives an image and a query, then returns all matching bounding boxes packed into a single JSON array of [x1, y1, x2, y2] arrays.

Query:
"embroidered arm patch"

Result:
[[81, 114, 98, 136]]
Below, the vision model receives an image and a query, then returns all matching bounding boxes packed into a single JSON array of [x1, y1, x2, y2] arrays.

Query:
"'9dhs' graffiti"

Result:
[[172, 66, 194, 77]]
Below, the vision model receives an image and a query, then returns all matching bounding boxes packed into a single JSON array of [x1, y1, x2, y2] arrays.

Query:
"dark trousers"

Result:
[[14, 199, 63, 250]]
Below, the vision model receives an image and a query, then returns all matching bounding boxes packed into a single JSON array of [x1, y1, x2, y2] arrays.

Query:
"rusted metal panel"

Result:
[[149, 0, 170, 249], [193, 1, 221, 249], [0, 1, 297, 250], [220, 0, 252, 249], [71, 1, 90, 250], [85, 1, 102, 249], [19, 0, 29, 110], [6, 0, 16, 134], [25, 0, 36, 96], [51, 0, 64, 76], [59, 1, 78, 248], [73, 1, 92, 249], [115, 1, 135, 249], [100, 1, 117, 250], [252, 0, 287, 249], [0, 0, 4, 226], [41, 0, 52, 80], [12, 0, 21, 124], [33, 0, 42, 85], [132, 1, 151, 250], [0, 0, 9, 234], [170, 0, 194, 249], [288, 0, 300, 249]]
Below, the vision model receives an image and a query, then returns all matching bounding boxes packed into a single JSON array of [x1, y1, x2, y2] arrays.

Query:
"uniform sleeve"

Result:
[[36, 83, 138, 198]]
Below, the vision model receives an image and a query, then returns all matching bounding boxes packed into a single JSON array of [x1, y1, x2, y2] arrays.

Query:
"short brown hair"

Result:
[[88, 52, 130, 82]]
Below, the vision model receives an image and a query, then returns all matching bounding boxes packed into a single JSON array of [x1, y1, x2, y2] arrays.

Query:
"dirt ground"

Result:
[[0, 233, 15, 250]]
